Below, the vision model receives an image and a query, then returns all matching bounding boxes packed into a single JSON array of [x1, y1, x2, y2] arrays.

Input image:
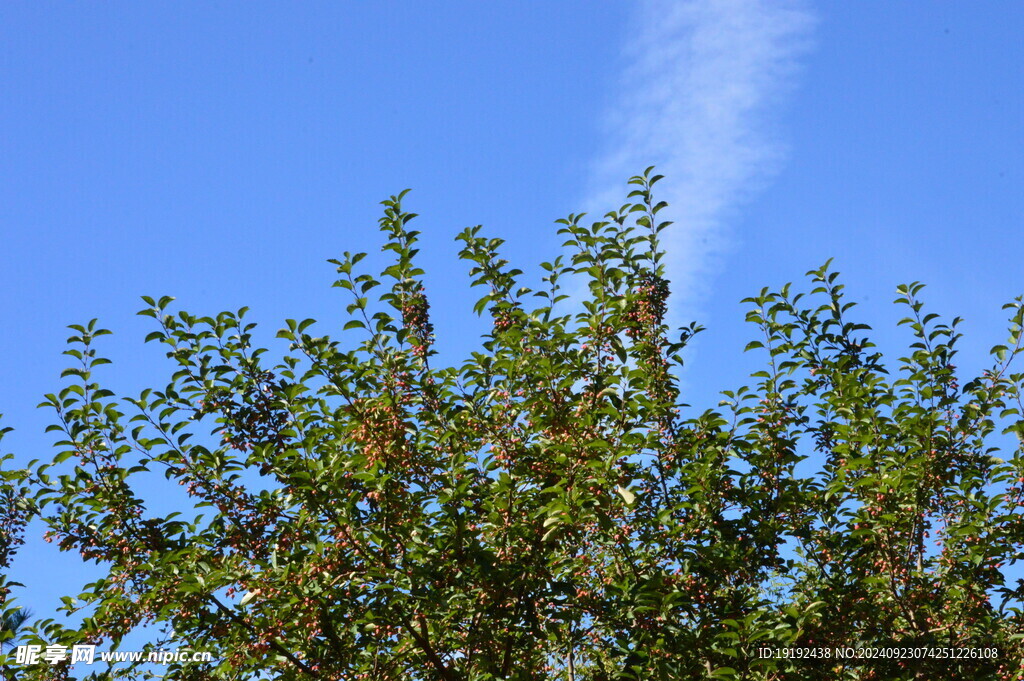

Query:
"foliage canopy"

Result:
[[3, 170, 1024, 680]]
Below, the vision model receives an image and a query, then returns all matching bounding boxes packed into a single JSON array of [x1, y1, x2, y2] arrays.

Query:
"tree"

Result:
[[1, 608, 33, 652], [1, 428, 34, 681], [5, 170, 1024, 679]]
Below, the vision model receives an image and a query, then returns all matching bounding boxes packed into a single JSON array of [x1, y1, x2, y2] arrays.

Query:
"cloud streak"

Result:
[[587, 0, 814, 322]]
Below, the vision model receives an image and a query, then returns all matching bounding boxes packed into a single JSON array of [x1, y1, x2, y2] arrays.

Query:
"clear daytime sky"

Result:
[[2, 0, 1024, 639]]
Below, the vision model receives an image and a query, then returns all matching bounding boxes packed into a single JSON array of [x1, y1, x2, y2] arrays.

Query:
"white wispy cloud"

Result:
[[587, 0, 814, 323]]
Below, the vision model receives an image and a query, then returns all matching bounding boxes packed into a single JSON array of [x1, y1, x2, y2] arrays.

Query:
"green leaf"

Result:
[[616, 485, 636, 505]]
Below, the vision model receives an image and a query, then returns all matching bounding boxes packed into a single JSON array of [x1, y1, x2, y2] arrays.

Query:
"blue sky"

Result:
[[3, 0, 1024, 647]]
